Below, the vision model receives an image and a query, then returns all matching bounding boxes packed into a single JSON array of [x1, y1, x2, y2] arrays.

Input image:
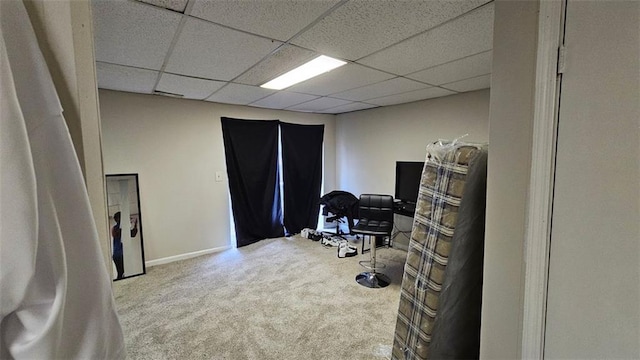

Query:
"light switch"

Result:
[[215, 171, 224, 182]]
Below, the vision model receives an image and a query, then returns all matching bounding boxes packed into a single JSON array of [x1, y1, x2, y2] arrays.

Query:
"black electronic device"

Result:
[[394, 161, 424, 206]]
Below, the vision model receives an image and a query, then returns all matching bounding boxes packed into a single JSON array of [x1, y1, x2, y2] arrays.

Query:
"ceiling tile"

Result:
[[157, 73, 226, 99], [357, 3, 494, 75], [333, 77, 428, 101], [93, 0, 495, 114], [292, 0, 489, 61], [250, 92, 319, 110], [407, 50, 492, 85], [235, 45, 317, 86], [441, 74, 491, 92], [92, 0, 182, 70], [96, 62, 158, 93], [287, 97, 352, 112], [205, 83, 275, 105], [165, 18, 282, 81], [287, 63, 394, 96], [366, 87, 456, 107], [190, 0, 340, 41], [319, 102, 379, 114], [138, 0, 188, 13]]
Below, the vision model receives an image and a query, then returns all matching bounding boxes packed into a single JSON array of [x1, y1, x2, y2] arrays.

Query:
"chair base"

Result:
[[358, 260, 386, 271], [356, 271, 390, 288], [322, 222, 350, 240]]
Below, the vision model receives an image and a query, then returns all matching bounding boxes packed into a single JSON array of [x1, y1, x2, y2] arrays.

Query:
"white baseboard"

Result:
[[145, 245, 232, 268]]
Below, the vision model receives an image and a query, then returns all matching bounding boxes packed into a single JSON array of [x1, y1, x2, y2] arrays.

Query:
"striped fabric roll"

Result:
[[392, 143, 486, 360]]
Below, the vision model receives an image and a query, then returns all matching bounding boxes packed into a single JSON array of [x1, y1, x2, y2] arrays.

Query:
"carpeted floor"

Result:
[[113, 235, 408, 359]]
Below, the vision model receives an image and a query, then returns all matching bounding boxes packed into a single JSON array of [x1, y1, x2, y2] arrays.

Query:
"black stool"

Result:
[[351, 194, 394, 288]]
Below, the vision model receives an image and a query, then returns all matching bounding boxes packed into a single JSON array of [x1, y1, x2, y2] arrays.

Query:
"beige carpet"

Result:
[[113, 235, 408, 359]]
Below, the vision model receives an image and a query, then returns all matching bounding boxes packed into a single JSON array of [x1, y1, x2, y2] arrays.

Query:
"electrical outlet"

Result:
[[215, 171, 223, 182]]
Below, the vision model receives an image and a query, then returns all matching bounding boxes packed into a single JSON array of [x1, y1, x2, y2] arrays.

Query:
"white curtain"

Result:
[[0, 1, 124, 358]]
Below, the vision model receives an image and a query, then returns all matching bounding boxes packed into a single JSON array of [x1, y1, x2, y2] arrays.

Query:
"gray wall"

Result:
[[100, 89, 491, 262], [545, 1, 640, 358], [480, 1, 539, 358], [99, 90, 336, 262], [335, 90, 490, 196], [334, 90, 490, 248]]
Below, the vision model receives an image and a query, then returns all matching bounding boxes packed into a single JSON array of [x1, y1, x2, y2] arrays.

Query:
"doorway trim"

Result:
[[521, 0, 565, 358]]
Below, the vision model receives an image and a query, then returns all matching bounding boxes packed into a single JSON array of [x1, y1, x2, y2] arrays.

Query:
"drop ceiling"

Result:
[[93, 0, 494, 114]]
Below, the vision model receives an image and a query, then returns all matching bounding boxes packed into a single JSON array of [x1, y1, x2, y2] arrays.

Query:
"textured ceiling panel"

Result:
[[292, 0, 489, 61], [287, 97, 352, 112], [250, 92, 319, 110], [235, 45, 317, 86], [407, 50, 492, 85], [318, 102, 378, 114], [93, 0, 495, 114], [157, 73, 226, 99], [357, 3, 494, 75], [205, 83, 275, 105], [165, 18, 282, 81], [287, 63, 394, 96], [92, 0, 181, 70], [96, 62, 158, 93], [441, 74, 491, 92], [366, 87, 456, 107], [138, 0, 188, 13], [333, 77, 428, 101], [190, 0, 340, 42]]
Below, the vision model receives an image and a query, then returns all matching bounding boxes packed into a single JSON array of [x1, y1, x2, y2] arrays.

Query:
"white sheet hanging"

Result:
[[0, 1, 124, 358]]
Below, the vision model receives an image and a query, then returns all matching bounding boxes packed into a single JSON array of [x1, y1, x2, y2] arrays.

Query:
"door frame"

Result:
[[521, 0, 565, 358]]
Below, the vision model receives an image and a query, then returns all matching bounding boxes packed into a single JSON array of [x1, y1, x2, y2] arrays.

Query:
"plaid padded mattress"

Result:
[[392, 144, 486, 360]]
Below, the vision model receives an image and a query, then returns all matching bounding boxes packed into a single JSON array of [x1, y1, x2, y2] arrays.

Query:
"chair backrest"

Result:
[[358, 194, 394, 225]]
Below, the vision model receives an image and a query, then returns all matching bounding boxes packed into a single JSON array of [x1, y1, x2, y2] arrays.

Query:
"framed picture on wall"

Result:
[[106, 174, 146, 281]]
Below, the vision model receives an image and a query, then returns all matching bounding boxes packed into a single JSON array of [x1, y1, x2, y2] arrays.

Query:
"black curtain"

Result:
[[221, 117, 283, 247], [280, 122, 324, 234]]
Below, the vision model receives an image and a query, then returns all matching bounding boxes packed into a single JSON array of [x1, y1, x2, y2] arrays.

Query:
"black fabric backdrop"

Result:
[[280, 122, 324, 234], [221, 117, 283, 247]]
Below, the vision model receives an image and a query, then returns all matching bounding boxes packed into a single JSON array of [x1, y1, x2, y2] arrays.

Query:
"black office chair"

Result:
[[351, 194, 394, 288]]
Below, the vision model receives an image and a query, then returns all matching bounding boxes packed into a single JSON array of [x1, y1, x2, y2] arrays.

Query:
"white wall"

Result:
[[334, 90, 489, 248], [99, 90, 336, 262], [335, 89, 490, 196], [481, 1, 538, 358], [545, 1, 639, 358]]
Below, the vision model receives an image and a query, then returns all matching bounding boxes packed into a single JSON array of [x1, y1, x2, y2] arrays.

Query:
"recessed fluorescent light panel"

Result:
[[260, 55, 347, 90]]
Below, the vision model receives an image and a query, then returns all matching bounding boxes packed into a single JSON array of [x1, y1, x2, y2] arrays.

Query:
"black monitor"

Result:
[[395, 161, 424, 204]]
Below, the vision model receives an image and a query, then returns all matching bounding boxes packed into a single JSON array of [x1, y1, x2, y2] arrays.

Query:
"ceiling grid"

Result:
[[93, 0, 494, 114]]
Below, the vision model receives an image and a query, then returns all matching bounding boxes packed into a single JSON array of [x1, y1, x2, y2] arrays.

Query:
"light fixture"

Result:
[[260, 55, 347, 90]]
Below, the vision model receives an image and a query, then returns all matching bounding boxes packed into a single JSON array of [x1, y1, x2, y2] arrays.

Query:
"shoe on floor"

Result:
[[309, 230, 323, 241], [337, 242, 357, 258], [301, 228, 323, 241], [321, 237, 336, 247], [322, 236, 345, 248]]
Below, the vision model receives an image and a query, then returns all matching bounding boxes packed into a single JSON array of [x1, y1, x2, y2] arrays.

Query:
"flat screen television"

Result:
[[395, 161, 424, 204]]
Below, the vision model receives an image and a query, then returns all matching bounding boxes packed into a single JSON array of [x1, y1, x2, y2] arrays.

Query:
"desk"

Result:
[[393, 201, 416, 217], [392, 203, 415, 250], [394, 207, 414, 217]]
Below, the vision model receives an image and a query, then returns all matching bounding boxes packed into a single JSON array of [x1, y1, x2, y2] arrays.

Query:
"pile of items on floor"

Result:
[[300, 228, 358, 258]]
